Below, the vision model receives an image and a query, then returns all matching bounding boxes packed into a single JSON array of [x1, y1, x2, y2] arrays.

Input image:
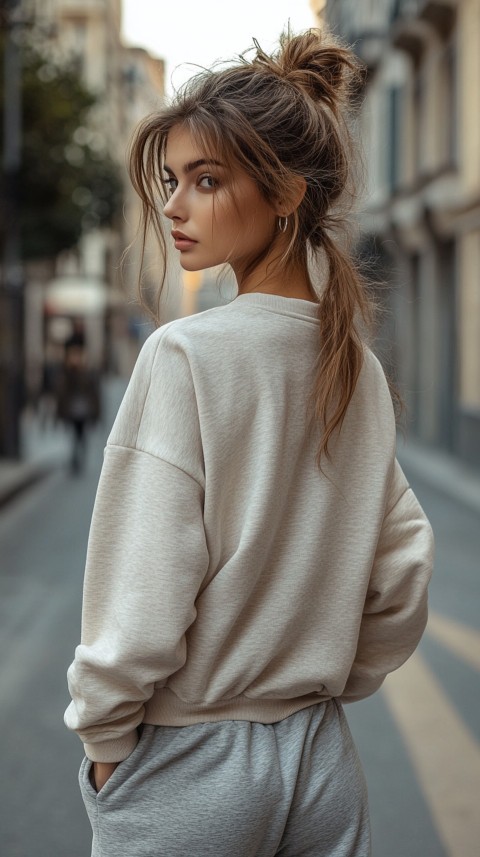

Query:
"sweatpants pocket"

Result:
[[78, 755, 101, 855], [79, 755, 97, 806], [79, 724, 153, 808], [78, 726, 158, 857]]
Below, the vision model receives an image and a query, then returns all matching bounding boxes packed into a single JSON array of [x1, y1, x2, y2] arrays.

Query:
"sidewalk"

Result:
[[397, 437, 480, 517], [0, 412, 70, 508]]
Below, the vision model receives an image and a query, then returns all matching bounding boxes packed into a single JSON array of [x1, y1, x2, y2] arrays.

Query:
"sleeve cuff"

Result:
[[84, 729, 139, 763]]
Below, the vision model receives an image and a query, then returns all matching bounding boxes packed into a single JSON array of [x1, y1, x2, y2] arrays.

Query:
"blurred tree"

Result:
[[0, 35, 124, 260]]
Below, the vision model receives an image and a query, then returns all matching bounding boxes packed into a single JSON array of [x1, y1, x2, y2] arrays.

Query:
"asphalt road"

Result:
[[0, 399, 478, 857]]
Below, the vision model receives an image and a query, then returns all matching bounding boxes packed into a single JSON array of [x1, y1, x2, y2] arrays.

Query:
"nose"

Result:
[[163, 188, 184, 222]]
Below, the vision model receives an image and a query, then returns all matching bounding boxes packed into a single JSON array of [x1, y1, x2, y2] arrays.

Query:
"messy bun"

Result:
[[251, 30, 357, 111], [129, 28, 374, 466]]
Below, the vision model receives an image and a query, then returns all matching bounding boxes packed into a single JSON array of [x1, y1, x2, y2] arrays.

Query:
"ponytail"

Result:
[[311, 230, 374, 465]]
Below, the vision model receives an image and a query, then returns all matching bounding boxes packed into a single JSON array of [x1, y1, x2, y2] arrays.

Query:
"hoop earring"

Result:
[[278, 215, 288, 233]]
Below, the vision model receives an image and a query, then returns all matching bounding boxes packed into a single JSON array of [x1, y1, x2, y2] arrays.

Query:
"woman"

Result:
[[65, 29, 434, 857]]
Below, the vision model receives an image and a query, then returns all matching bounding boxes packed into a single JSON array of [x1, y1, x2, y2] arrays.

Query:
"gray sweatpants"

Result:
[[79, 700, 371, 856]]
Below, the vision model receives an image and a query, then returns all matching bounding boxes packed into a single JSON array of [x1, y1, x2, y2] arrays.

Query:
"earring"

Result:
[[278, 215, 289, 233]]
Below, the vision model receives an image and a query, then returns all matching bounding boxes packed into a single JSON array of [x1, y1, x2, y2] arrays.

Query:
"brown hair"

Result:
[[128, 28, 375, 466]]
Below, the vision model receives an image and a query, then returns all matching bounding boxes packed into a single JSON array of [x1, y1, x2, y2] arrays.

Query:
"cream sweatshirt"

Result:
[[65, 292, 434, 762]]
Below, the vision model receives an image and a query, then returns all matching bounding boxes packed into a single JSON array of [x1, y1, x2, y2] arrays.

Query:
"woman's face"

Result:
[[162, 125, 278, 278]]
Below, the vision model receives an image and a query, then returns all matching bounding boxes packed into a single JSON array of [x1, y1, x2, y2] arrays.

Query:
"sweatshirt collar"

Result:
[[230, 292, 320, 320]]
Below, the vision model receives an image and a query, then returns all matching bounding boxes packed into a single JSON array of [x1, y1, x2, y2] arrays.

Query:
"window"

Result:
[[442, 37, 458, 168], [387, 85, 403, 191]]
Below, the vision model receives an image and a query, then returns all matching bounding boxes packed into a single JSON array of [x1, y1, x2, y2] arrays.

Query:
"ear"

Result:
[[276, 176, 307, 217]]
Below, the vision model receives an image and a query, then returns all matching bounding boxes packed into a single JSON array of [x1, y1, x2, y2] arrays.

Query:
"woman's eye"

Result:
[[162, 177, 178, 196], [198, 175, 218, 190]]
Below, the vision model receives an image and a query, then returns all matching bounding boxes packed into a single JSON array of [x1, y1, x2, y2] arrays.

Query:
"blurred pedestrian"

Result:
[[65, 27, 434, 857], [37, 341, 63, 427], [56, 336, 100, 474]]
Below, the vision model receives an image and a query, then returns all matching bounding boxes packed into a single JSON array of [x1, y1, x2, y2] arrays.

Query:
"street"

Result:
[[0, 397, 479, 857]]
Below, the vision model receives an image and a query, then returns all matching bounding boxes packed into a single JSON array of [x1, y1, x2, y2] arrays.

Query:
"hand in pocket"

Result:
[[90, 761, 119, 793]]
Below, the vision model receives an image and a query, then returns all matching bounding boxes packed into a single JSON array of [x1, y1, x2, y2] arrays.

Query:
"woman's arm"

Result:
[[64, 447, 209, 762], [64, 326, 208, 762], [340, 460, 434, 703]]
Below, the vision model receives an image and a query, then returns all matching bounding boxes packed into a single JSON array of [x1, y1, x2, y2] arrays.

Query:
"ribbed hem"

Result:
[[143, 688, 328, 726]]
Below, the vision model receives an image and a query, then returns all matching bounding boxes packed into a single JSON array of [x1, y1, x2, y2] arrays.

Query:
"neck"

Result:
[[233, 253, 317, 303]]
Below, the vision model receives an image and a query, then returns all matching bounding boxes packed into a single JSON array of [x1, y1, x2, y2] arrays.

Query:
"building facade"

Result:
[[320, 0, 480, 467], [23, 0, 174, 383]]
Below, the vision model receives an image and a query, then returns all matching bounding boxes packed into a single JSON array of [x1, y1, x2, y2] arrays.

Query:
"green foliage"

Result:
[[0, 36, 124, 259]]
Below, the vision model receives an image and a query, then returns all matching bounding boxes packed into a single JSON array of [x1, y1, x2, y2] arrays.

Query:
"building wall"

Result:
[[24, 0, 172, 379], [459, 232, 480, 406], [324, 0, 480, 467]]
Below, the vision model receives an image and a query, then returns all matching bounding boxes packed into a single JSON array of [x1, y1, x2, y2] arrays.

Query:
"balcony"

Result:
[[422, 2, 456, 35], [391, 0, 457, 39], [353, 30, 388, 72], [324, 1, 390, 72]]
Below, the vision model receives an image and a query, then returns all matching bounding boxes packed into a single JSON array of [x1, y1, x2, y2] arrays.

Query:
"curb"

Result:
[[0, 459, 61, 510]]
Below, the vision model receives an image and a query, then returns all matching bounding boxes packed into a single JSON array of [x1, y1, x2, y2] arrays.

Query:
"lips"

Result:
[[172, 230, 195, 241], [172, 230, 197, 250]]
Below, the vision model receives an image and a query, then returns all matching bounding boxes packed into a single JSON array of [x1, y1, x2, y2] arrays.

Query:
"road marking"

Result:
[[427, 611, 480, 672], [382, 651, 480, 857]]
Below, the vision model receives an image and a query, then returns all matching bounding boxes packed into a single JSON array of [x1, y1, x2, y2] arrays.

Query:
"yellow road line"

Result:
[[427, 612, 480, 672], [382, 651, 480, 857]]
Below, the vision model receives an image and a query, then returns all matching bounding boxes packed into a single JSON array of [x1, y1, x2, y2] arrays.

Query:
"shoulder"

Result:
[[132, 318, 199, 380], [344, 345, 397, 443], [359, 347, 394, 404], [140, 304, 246, 371], [143, 304, 234, 345], [118, 317, 209, 417], [107, 321, 204, 478], [166, 303, 241, 339]]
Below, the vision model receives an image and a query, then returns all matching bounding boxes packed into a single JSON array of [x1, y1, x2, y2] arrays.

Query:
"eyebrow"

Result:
[[163, 159, 224, 175]]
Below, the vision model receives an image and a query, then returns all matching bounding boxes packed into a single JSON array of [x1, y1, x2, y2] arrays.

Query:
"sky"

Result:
[[121, 0, 316, 94]]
